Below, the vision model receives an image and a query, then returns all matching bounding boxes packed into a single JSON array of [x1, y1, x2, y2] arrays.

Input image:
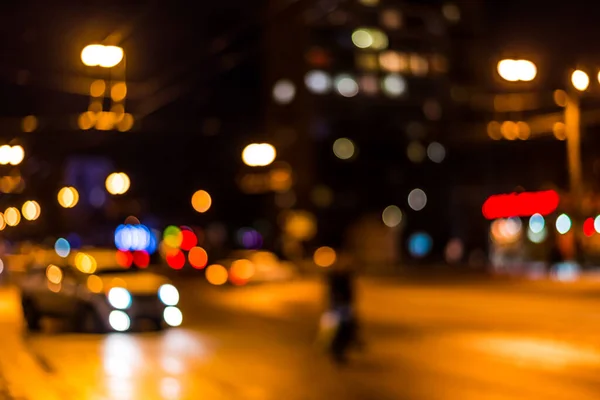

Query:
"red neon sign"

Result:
[[482, 190, 560, 220]]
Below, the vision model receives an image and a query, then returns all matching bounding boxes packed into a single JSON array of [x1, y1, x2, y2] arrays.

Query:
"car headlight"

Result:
[[163, 306, 183, 327], [158, 284, 179, 306], [109, 310, 131, 331], [107, 287, 132, 310]]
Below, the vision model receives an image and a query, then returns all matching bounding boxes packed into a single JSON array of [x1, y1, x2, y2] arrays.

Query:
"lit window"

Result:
[[370, 29, 388, 50], [351, 28, 388, 50], [381, 74, 407, 97], [407, 141, 426, 163], [352, 29, 373, 49], [359, 75, 379, 96], [272, 80, 296, 104], [410, 54, 429, 76], [305, 70, 332, 94], [442, 3, 460, 23], [427, 142, 446, 163], [335, 75, 359, 97], [355, 53, 379, 71], [431, 54, 448, 74], [379, 51, 408, 72], [381, 9, 403, 29], [333, 138, 356, 160], [408, 189, 427, 211]]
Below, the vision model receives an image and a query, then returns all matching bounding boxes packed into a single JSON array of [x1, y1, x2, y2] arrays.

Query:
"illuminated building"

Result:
[[264, 0, 481, 260]]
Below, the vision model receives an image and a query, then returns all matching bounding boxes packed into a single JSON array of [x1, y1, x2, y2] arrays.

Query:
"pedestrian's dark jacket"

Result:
[[327, 270, 354, 309]]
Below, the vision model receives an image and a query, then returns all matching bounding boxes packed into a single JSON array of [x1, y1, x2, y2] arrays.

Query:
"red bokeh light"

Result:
[[166, 250, 185, 270], [482, 190, 560, 220], [584, 218, 595, 237], [180, 229, 198, 251], [116, 250, 133, 268], [133, 250, 150, 268]]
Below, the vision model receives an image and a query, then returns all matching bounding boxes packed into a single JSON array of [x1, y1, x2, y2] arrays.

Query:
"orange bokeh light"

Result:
[[188, 247, 208, 269]]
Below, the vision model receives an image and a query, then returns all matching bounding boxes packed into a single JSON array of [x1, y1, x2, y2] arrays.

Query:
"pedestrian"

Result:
[[324, 252, 361, 364]]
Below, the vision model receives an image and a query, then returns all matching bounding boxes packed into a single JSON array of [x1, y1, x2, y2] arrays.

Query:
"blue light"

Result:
[[114, 224, 156, 252], [54, 238, 71, 258], [67, 233, 82, 249], [408, 232, 433, 258], [146, 229, 158, 254]]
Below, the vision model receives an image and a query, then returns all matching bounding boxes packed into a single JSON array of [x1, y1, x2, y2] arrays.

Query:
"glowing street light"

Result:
[[497, 59, 537, 82], [0, 145, 25, 166], [571, 70, 590, 91], [4, 207, 20, 227], [81, 44, 124, 68], [106, 172, 130, 195], [191, 190, 212, 213], [242, 143, 276, 167], [58, 187, 79, 208], [22, 200, 41, 221]]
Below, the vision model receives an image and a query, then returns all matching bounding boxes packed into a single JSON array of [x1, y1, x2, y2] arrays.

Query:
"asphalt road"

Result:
[[1, 275, 600, 399]]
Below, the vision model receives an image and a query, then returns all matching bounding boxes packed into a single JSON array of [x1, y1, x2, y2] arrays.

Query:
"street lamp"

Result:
[[497, 61, 586, 199], [81, 44, 124, 68], [242, 143, 277, 167], [497, 59, 537, 82], [571, 70, 590, 91], [58, 187, 79, 208], [105, 172, 130, 195]]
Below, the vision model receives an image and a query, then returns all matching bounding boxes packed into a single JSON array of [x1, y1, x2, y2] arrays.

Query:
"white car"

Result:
[[20, 264, 182, 333]]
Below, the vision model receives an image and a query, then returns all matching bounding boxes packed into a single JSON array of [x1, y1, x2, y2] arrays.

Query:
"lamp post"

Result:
[[496, 60, 600, 261], [496, 60, 587, 204], [80, 44, 132, 131]]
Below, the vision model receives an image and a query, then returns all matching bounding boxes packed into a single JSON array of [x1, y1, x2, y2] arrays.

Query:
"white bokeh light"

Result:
[[164, 307, 183, 327], [427, 142, 446, 163], [381, 74, 407, 97], [109, 310, 131, 332], [305, 70, 332, 94], [529, 213, 545, 234], [335, 75, 359, 97], [408, 189, 427, 211], [556, 214, 571, 235], [272, 79, 296, 104], [594, 215, 600, 233]]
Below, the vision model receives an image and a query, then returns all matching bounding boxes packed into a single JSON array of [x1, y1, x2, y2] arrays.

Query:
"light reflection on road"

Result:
[[469, 335, 600, 368], [98, 330, 213, 399], [9, 329, 216, 399]]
